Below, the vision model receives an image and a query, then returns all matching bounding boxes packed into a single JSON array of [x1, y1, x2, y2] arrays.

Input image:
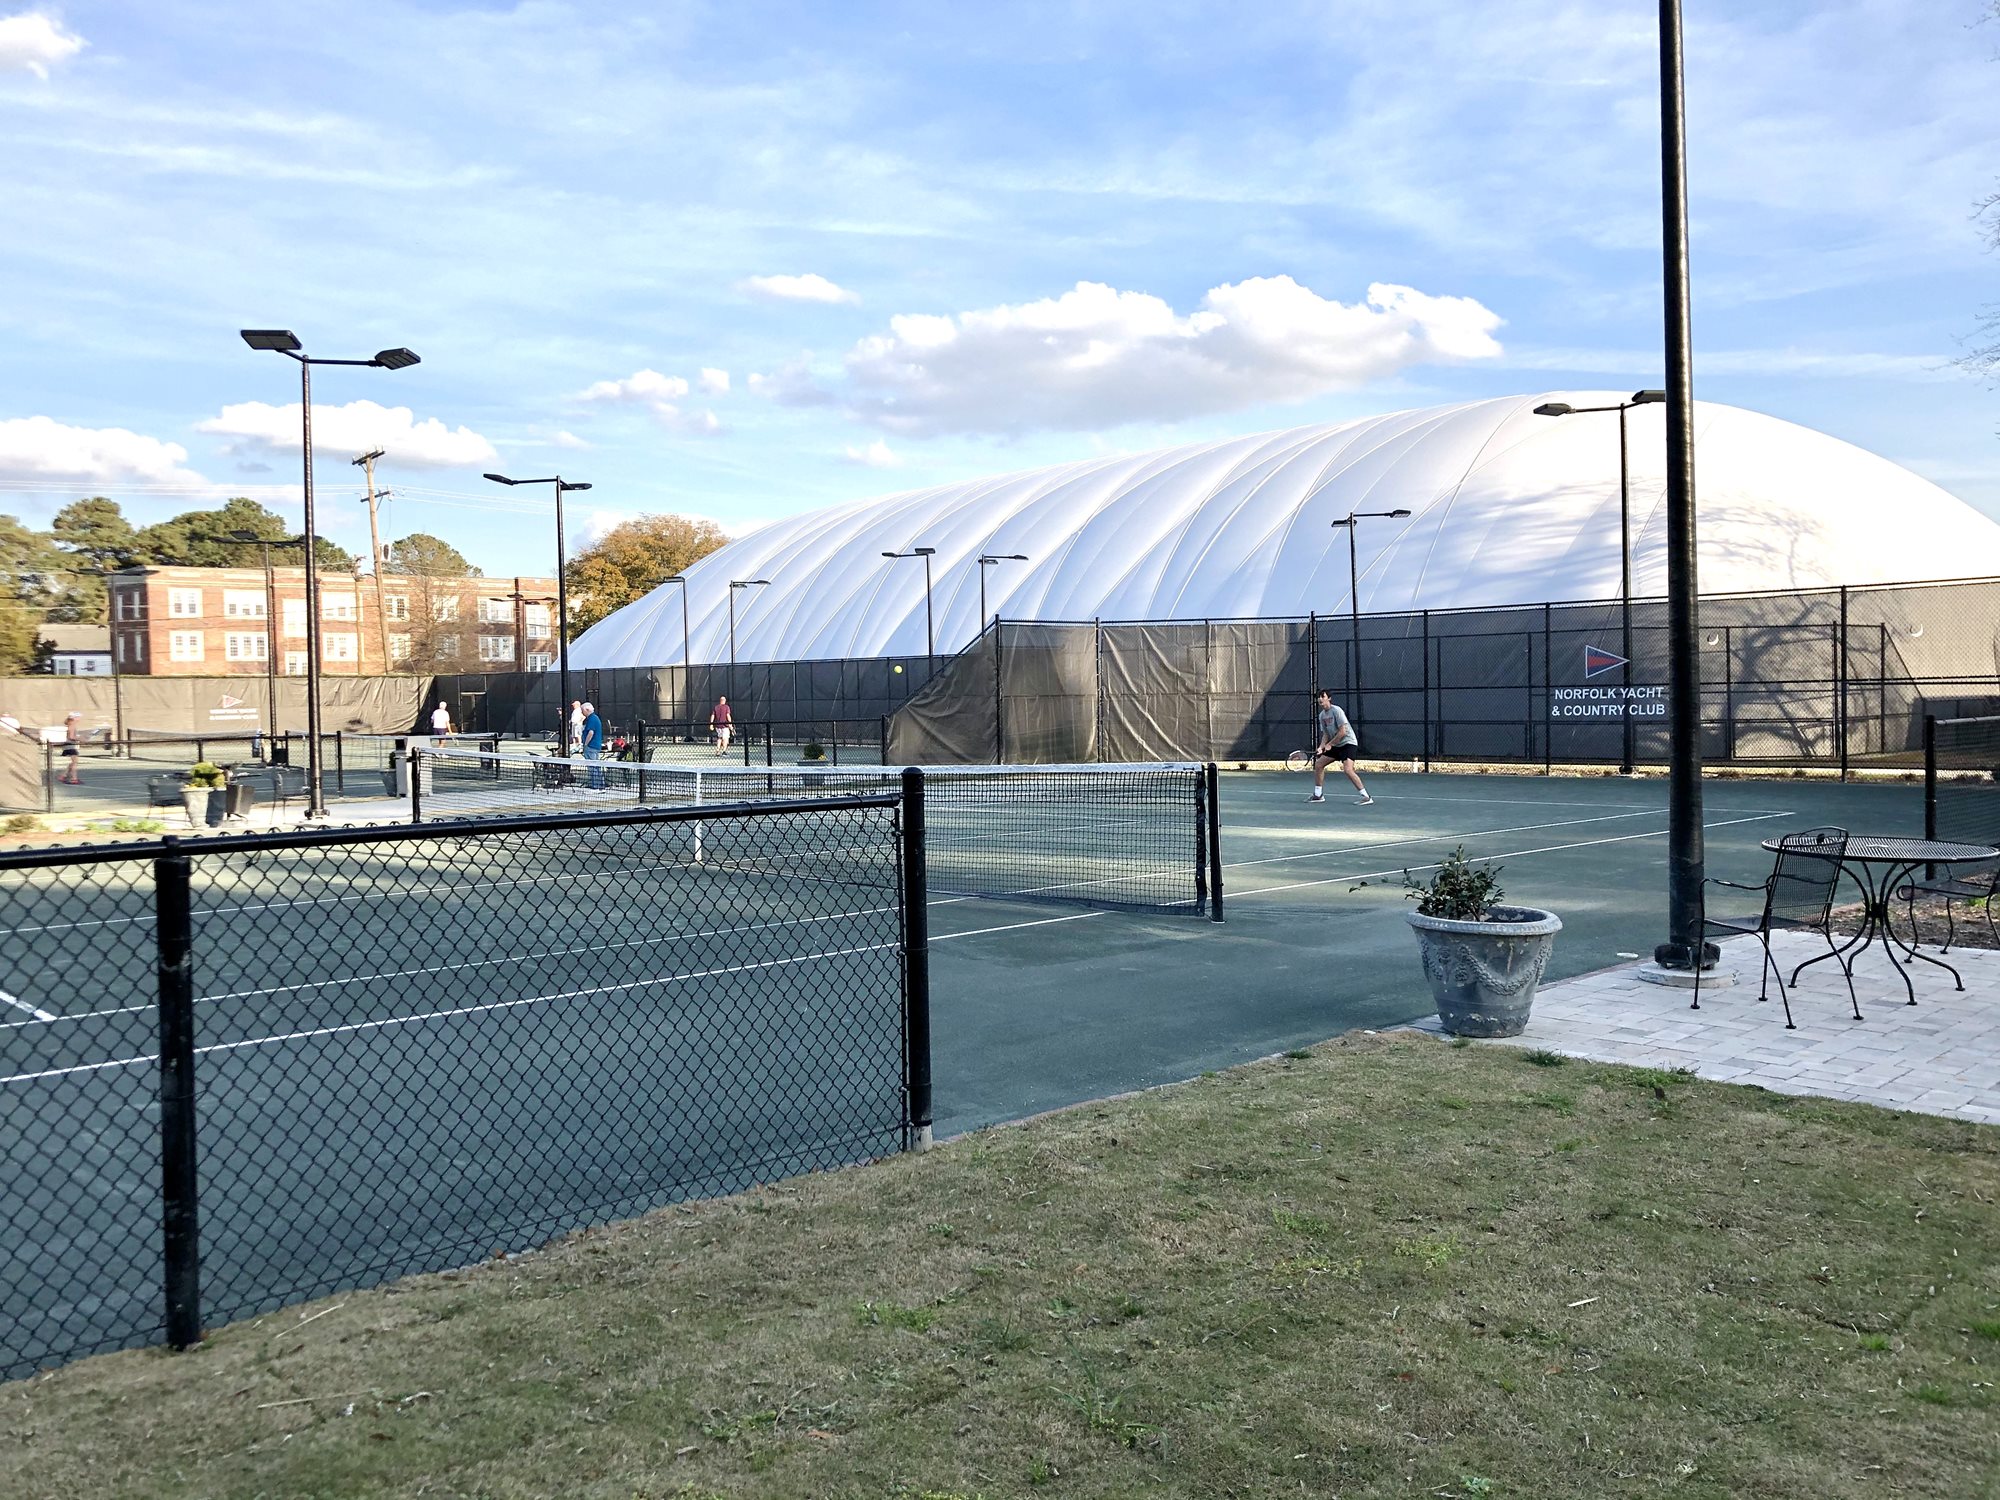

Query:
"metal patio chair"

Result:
[[1894, 859, 2000, 954], [1694, 826, 1859, 1028]]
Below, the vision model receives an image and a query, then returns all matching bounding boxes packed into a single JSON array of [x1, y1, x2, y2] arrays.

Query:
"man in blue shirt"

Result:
[[581, 702, 606, 788]]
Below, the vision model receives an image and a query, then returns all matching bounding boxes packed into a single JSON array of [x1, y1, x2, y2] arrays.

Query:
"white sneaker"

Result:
[[1307, 792, 1324, 803], [1355, 794, 1374, 805]]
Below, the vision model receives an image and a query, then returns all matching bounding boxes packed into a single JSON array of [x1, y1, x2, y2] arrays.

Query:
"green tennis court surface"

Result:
[[925, 767, 1921, 1134]]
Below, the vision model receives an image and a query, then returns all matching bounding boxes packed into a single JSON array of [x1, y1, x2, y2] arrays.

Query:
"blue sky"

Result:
[[0, 0, 1994, 576]]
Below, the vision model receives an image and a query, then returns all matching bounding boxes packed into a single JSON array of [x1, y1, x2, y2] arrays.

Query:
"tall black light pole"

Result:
[[241, 331, 419, 818], [1328, 509, 1410, 709], [1534, 390, 1667, 775], [976, 553, 1029, 633], [662, 575, 691, 736], [484, 472, 591, 747], [1653, 0, 1710, 972], [727, 579, 769, 709], [881, 547, 938, 673]]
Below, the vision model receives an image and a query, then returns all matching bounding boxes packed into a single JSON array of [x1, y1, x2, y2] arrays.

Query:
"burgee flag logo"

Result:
[[1583, 645, 1628, 679]]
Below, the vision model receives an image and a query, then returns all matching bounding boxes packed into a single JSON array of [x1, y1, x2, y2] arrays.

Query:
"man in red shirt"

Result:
[[709, 696, 734, 755]]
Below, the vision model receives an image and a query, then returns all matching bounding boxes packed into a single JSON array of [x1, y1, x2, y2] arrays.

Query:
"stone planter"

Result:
[[181, 786, 224, 829], [1405, 906, 1562, 1038]]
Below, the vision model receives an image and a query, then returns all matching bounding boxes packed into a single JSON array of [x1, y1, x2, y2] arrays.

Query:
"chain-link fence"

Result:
[[0, 791, 928, 1378], [886, 577, 2000, 771]]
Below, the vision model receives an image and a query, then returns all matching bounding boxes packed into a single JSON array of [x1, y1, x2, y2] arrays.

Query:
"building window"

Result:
[[323, 593, 358, 622], [284, 651, 308, 676], [324, 631, 358, 663], [435, 634, 460, 658], [224, 632, 268, 662], [169, 588, 202, 618], [169, 631, 203, 662], [388, 633, 412, 664], [477, 634, 515, 663], [477, 597, 512, 625], [282, 599, 307, 637], [435, 597, 459, 622], [384, 594, 409, 621], [526, 651, 553, 672], [524, 603, 551, 634], [223, 590, 266, 619], [114, 590, 144, 621]]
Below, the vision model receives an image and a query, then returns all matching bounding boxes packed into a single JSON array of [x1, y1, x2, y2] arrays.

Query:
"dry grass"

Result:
[[3, 1032, 1997, 1500]]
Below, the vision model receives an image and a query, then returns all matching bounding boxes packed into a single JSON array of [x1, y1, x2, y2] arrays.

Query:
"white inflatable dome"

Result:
[[572, 392, 2000, 666]]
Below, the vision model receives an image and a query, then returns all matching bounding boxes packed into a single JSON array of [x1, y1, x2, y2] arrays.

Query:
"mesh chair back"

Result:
[[1766, 827, 1847, 927]]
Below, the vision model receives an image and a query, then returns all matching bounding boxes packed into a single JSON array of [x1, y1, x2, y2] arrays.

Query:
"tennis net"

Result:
[[411, 748, 1219, 916], [1926, 714, 2000, 849]]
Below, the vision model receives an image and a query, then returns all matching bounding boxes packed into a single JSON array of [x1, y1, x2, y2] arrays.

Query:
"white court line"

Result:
[[1220, 807, 1668, 873], [932, 910, 1108, 942], [1228, 811, 1793, 901], [0, 988, 56, 1023], [0, 940, 902, 1089]]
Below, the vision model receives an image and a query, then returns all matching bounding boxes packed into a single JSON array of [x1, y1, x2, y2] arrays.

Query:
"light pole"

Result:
[[976, 553, 1029, 633], [1328, 509, 1411, 711], [241, 330, 420, 818], [192, 528, 304, 751], [881, 547, 938, 673], [662, 575, 691, 737], [1534, 390, 1667, 775], [727, 579, 769, 711], [484, 472, 591, 748]]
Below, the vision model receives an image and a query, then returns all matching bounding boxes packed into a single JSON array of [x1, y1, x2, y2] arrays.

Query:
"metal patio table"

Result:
[[1768, 835, 2000, 1006]]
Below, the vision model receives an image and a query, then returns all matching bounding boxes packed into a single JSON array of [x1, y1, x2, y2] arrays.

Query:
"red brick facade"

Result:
[[106, 566, 562, 676]]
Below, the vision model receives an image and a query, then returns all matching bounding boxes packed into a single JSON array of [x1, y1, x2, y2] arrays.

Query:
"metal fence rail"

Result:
[[0, 789, 927, 1379]]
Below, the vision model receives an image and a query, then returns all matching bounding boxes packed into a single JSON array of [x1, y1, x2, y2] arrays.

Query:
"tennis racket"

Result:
[[1287, 749, 1316, 771]]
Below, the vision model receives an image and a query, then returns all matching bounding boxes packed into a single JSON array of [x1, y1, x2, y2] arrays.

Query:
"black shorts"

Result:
[[1318, 742, 1361, 762]]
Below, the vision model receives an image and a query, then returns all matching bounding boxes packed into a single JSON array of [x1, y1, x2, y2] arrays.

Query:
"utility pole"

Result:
[[353, 448, 390, 672]]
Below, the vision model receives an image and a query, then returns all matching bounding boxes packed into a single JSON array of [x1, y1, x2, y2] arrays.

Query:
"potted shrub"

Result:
[[802, 740, 828, 762], [1404, 847, 1561, 1038], [182, 762, 228, 829], [797, 740, 829, 786]]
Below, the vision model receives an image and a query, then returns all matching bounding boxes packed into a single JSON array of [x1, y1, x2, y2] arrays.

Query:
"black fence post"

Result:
[[1838, 586, 1851, 780], [899, 767, 933, 1150], [1205, 762, 1223, 923], [1923, 715, 1937, 842], [765, 728, 775, 769], [409, 748, 423, 822], [993, 618, 1006, 765], [1421, 608, 1432, 773], [1541, 606, 1553, 774], [156, 840, 202, 1351], [42, 743, 53, 812], [334, 730, 346, 795]]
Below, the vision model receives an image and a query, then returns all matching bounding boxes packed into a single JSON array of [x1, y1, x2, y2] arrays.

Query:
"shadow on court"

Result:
[[926, 767, 1923, 1139]]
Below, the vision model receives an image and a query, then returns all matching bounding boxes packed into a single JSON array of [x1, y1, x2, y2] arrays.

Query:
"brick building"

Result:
[[106, 565, 562, 676]]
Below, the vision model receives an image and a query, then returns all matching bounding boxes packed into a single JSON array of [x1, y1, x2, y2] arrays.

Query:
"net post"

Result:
[[900, 767, 933, 1150], [880, 714, 889, 765], [766, 728, 774, 769], [335, 730, 345, 794], [42, 742, 52, 812], [1204, 762, 1223, 922], [1923, 717, 1937, 879], [410, 747, 423, 822], [155, 839, 203, 1352], [1836, 585, 1850, 781]]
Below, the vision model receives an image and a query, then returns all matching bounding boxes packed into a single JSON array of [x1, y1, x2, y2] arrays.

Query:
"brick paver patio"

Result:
[[1409, 930, 2000, 1126]]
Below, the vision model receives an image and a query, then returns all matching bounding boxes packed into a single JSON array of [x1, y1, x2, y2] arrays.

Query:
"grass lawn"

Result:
[[4, 1032, 1997, 1500]]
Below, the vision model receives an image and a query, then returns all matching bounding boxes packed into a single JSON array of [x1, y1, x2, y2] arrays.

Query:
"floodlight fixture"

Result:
[[240, 329, 302, 352]]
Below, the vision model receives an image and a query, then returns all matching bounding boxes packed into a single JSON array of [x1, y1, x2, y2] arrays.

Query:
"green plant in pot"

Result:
[[182, 761, 228, 829], [1403, 847, 1561, 1038], [802, 741, 828, 762]]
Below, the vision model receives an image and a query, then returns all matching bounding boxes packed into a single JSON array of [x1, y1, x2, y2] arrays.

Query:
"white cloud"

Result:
[[551, 429, 592, 450], [808, 276, 1502, 437], [576, 368, 721, 434], [740, 272, 858, 305], [0, 415, 205, 486], [0, 11, 84, 78], [841, 439, 901, 469], [697, 367, 730, 395], [196, 399, 497, 468]]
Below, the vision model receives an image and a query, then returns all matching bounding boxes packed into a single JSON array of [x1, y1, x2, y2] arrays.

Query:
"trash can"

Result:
[[226, 779, 257, 820]]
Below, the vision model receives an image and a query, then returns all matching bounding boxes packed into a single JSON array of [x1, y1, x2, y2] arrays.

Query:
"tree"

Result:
[[565, 514, 729, 638], [0, 516, 59, 626], [385, 533, 478, 578], [0, 594, 40, 676], [50, 497, 138, 570], [384, 533, 477, 672], [134, 497, 356, 572]]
